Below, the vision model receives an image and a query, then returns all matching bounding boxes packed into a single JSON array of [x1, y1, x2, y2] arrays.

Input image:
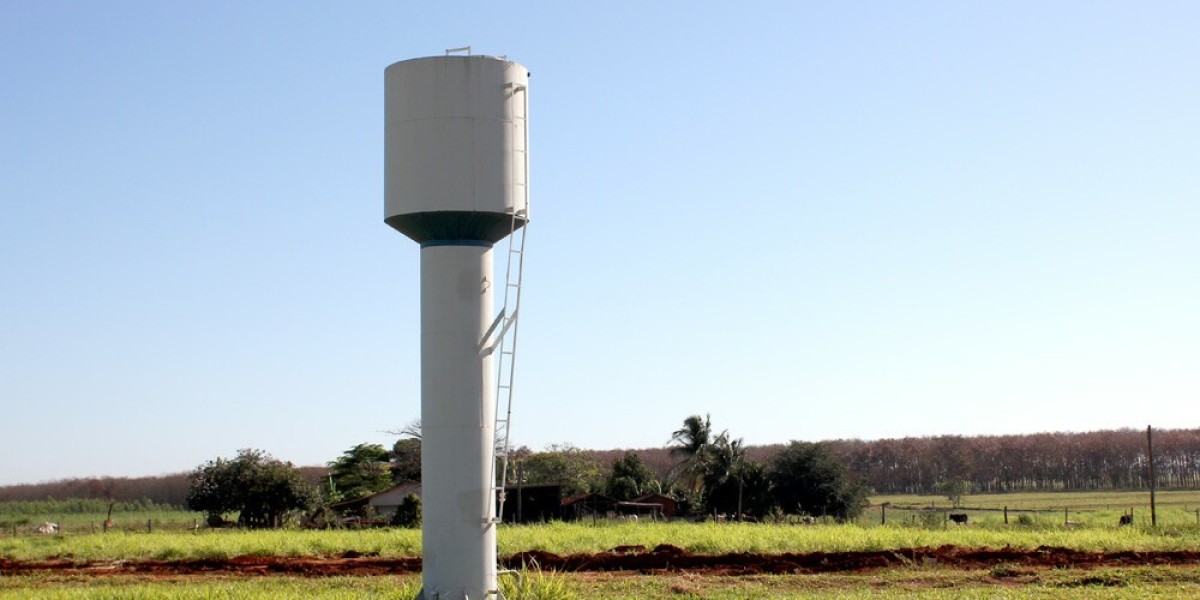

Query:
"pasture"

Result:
[[3, 490, 1200, 598], [3, 519, 1200, 562], [867, 489, 1200, 529]]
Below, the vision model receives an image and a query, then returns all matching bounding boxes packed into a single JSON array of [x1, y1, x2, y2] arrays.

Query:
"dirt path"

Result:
[[4, 545, 1200, 578]]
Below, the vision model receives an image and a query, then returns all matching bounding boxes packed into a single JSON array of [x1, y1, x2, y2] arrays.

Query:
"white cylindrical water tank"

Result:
[[385, 55, 529, 243], [383, 53, 529, 600]]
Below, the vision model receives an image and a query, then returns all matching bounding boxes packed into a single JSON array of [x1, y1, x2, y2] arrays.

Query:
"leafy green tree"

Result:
[[391, 438, 421, 483], [767, 441, 869, 522], [186, 449, 318, 528], [706, 459, 773, 519], [328, 443, 393, 501], [936, 479, 972, 508], [391, 493, 422, 528], [519, 443, 604, 496], [605, 452, 656, 500]]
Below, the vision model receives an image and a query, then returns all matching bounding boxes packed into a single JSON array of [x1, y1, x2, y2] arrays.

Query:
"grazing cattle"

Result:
[[948, 513, 969, 525], [34, 522, 59, 534], [800, 516, 816, 525], [1119, 514, 1133, 526]]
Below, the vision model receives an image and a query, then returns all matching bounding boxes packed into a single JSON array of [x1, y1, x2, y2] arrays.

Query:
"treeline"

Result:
[[0, 467, 330, 508], [822, 428, 1200, 494], [3, 428, 1197, 507], [0, 497, 171, 516], [587, 428, 1200, 496], [0, 475, 192, 506]]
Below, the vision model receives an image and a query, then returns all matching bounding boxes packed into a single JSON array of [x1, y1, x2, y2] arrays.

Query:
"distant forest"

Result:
[[2, 428, 1196, 506], [597, 427, 1200, 495], [0, 467, 330, 508]]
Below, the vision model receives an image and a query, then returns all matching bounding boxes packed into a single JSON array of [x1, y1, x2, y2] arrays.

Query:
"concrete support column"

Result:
[[419, 243, 497, 599]]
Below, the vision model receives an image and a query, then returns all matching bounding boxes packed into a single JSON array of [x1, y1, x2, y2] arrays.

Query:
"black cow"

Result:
[[948, 513, 969, 525], [1119, 514, 1133, 526]]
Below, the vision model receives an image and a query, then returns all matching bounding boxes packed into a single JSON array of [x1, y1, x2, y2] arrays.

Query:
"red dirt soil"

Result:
[[4, 545, 1200, 578]]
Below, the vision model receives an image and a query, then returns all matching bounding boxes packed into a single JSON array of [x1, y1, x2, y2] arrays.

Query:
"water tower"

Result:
[[384, 51, 529, 599]]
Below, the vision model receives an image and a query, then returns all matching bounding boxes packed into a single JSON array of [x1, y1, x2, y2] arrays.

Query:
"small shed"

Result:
[[500, 483, 563, 523], [631, 493, 679, 519], [614, 501, 665, 520], [561, 492, 618, 521]]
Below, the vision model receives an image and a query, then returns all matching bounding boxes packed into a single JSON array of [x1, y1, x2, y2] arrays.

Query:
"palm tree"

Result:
[[668, 414, 714, 493], [703, 432, 747, 518]]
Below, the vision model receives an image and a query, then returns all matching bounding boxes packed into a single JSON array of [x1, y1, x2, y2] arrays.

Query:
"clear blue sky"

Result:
[[2, 1, 1197, 486]]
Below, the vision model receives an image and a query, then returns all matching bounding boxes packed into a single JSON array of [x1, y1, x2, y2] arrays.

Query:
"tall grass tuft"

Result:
[[500, 562, 578, 600]]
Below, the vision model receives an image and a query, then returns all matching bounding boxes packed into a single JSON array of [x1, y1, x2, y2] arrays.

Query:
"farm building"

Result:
[[561, 492, 619, 521], [629, 493, 678, 518], [500, 483, 564, 524], [331, 482, 421, 519], [333, 482, 565, 524], [333, 483, 674, 523]]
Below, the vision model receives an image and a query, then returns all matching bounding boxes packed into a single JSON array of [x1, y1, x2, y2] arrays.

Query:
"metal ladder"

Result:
[[489, 207, 525, 524], [487, 79, 528, 530]]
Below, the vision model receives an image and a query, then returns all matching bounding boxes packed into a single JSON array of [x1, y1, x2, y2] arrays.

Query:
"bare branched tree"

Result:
[[384, 419, 422, 440]]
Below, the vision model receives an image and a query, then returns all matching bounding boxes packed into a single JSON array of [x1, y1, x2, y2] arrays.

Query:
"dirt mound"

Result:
[[4, 546, 1200, 578]]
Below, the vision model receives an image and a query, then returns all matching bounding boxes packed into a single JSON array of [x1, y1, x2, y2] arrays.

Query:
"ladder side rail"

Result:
[[491, 221, 524, 523], [490, 82, 529, 526]]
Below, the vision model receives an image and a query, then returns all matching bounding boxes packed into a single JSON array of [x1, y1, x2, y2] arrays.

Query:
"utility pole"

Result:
[[1147, 425, 1157, 527], [516, 461, 523, 524], [737, 474, 744, 521]]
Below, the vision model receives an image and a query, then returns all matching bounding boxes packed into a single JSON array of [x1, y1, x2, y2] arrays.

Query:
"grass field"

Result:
[[873, 489, 1200, 511], [4, 490, 1200, 598], [0, 510, 203, 535], [3, 519, 1200, 562], [3, 489, 1190, 535], [867, 489, 1200, 529], [5, 567, 1200, 599]]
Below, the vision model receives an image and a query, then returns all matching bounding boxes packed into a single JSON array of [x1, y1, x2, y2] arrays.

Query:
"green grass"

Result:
[[3, 520, 1199, 563], [0, 510, 205, 535], [873, 489, 1200, 511], [6, 567, 1200, 599], [868, 490, 1200, 529], [501, 520, 1200, 554], [5, 491, 1199, 597], [0, 528, 422, 561], [0, 575, 422, 599], [568, 566, 1200, 599]]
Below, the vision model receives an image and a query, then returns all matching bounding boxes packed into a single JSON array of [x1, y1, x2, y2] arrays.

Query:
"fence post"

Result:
[[147, 519, 153, 533], [1064, 507, 1069, 525], [1004, 506, 1008, 525], [881, 504, 886, 525]]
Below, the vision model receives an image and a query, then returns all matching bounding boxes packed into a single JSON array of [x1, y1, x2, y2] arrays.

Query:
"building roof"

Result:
[[330, 482, 421, 510], [561, 492, 617, 507]]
